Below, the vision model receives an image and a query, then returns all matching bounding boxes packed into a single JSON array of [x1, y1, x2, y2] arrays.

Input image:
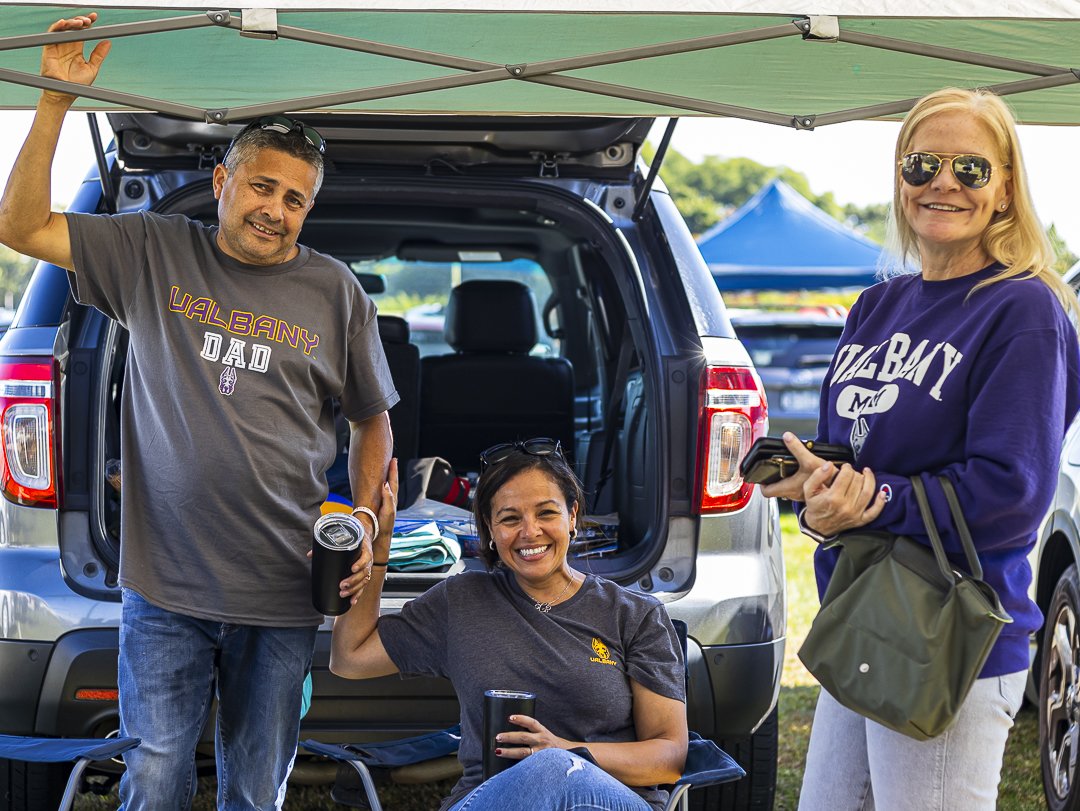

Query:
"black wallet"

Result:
[[739, 437, 854, 486]]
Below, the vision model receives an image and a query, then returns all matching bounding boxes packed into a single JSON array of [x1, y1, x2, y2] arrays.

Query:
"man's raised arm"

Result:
[[0, 13, 111, 270]]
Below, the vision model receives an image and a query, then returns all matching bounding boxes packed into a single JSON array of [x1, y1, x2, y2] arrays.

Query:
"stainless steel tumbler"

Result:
[[482, 689, 536, 780], [312, 513, 364, 616]]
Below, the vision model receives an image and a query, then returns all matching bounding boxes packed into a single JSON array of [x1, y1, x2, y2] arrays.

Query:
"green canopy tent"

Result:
[[0, 2, 1078, 126]]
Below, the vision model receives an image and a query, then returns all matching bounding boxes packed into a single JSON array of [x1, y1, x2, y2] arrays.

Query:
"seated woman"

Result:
[[331, 441, 688, 811]]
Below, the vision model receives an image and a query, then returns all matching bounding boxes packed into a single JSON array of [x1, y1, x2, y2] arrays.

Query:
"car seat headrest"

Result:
[[377, 315, 410, 345], [445, 280, 537, 354]]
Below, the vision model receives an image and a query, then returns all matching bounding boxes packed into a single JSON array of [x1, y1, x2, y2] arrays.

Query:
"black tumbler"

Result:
[[312, 513, 364, 616], [482, 689, 536, 780]]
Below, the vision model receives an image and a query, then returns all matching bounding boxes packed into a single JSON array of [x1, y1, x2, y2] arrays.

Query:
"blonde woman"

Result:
[[763, 87, 1080, 809]]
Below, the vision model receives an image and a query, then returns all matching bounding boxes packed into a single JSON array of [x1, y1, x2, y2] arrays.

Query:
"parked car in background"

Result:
[[0, 308, 15, 339], [729, 307, 847, 439], [1029, 259, 1080, 811], [0, 113, 783, 810]]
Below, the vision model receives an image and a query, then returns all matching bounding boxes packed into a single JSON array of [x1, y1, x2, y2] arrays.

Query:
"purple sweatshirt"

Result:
[[811, 263, 1080, 677]]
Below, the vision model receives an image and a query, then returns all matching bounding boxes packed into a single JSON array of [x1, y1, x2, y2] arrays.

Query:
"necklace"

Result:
[[528, 572, 578, 613]]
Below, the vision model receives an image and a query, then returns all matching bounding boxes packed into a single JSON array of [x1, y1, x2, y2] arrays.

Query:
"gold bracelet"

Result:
[[350, 505, 379, 541]]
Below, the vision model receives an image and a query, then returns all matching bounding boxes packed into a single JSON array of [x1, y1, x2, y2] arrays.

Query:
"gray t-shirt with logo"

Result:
[[66, 211, 398, 626], [379, 569, 686, 810]]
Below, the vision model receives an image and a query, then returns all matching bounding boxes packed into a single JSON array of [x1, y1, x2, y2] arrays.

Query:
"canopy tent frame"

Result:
[[0, 9, 1076, 127]]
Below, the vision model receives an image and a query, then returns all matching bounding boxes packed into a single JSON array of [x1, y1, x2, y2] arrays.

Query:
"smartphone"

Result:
[[739, 437, 855, 486]]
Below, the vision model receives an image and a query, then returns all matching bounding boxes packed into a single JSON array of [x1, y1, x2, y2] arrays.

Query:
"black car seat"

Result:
[[419, 280, 574, 472], [377, 315, 421, 466]]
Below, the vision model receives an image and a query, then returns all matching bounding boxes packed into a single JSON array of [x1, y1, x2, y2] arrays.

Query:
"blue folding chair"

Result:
[[301, 728, 742, 811], [0, 734, 140, 811], [303, 616, 745, 810]]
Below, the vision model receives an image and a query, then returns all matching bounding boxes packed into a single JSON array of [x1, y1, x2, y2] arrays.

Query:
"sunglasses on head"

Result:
[[479, 438, 563, 474], [233, 115, 326, 155], [899, 151, 1003, 190]]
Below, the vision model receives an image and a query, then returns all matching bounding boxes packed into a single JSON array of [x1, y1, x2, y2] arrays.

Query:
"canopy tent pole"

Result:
[[809, 71, 1080, 128], [0, 66, 208, 119], [839, 29, 1069, 76], [0, 11, 232, 52]]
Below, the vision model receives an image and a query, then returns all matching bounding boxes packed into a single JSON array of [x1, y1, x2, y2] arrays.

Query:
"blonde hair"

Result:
[[882, 87, 1078, 317]]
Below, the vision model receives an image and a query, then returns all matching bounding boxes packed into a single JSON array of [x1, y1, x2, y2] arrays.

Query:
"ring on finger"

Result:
[[527, 746, 533, 756]]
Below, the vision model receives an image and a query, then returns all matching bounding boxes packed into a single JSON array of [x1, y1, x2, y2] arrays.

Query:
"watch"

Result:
[[797, 509, 837, 544]]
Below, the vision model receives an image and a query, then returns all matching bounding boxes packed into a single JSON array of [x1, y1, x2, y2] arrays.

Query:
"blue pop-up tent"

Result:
[[696, 179, 883, 291]]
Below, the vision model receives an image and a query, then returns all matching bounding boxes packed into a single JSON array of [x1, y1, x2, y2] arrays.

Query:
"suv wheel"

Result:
[[691, 706, 778, 811], [1041, 563, 1080, 811], [0, 758, 68, 811]]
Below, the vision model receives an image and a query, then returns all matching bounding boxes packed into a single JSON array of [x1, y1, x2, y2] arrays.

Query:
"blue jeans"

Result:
[[797, 672, 1027, 811], [117, 588, 317, 811], [448, 749, 655, 811]]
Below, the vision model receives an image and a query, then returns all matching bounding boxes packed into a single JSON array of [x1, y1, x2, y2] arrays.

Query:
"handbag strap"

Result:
[[938, 476, 984, 580], [909, 475, 984, 581]]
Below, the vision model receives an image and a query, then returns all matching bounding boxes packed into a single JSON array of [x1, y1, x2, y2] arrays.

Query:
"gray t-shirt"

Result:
[[66, 211, 398, 626], [379, 569, 686, 810]]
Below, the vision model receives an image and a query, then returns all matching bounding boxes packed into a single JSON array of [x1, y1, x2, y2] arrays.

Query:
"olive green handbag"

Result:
[[797, 476, 1012, 741]]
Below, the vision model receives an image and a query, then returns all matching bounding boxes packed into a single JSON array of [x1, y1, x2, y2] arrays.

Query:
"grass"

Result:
[[76, 515, 1045, 810]]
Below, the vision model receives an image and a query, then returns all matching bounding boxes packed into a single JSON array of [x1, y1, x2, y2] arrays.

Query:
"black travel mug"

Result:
[[312, 513, 364, 616], [482, 689, 536, 781]]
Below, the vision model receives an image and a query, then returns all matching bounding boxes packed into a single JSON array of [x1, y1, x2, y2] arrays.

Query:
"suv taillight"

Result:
[[0, 357, 61, 508], [696, 365, 767, 514]]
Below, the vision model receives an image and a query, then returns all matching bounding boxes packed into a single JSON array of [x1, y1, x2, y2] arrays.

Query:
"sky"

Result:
[[0, 110, 1077, 254]]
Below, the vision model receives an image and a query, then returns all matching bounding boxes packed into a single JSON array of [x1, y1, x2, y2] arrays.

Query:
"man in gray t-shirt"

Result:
[[0, 13, 395, 809]]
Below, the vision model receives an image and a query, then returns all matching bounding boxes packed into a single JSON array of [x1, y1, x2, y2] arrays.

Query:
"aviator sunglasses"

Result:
[[479, 438, 563, 474], [899, 151, 1004, 190], [227, 115, 326, 156]]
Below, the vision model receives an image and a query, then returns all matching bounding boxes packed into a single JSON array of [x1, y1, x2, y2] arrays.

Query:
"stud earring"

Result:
[[1000, 203, 1008, 211]]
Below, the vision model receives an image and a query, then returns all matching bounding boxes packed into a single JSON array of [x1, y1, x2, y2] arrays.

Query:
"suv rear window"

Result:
[[351, 258, 556, 358]]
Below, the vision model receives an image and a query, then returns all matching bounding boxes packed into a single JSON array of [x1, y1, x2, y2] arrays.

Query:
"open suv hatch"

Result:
[[0, 114, 783, 811]]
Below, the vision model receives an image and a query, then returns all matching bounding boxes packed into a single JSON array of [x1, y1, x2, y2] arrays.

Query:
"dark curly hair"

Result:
[[473, 451, 585, 570]]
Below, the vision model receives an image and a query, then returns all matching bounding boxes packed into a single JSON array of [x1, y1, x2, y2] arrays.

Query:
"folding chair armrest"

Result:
[[0, 735, 141, 811], [663, 734, 746, 811], [299, 739, 356, 761], [0, 734, 140, 763], [674, 734, 745, 788]]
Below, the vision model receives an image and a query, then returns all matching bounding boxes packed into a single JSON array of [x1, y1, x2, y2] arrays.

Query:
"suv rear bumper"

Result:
[[691, 639, 783, 738], [2, 629, 781, 744], [0, 631, 118, 738]]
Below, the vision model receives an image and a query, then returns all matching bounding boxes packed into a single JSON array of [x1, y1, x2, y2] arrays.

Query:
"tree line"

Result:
[[647, 144, 1077, 274], [0, 148, 1074, 307], [0, 245, 34, 310]]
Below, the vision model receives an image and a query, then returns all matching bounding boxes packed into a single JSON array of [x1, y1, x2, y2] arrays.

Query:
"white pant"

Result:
[[797, 672, 1026, 811]]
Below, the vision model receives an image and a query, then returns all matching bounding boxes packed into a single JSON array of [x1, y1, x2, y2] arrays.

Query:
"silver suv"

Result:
[[1030, 259, 1080, 811], [0, 114, 783, 810]]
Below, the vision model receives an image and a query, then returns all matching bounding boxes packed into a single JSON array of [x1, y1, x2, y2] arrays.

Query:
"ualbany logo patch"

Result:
[[590, 637, 617, 667]]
